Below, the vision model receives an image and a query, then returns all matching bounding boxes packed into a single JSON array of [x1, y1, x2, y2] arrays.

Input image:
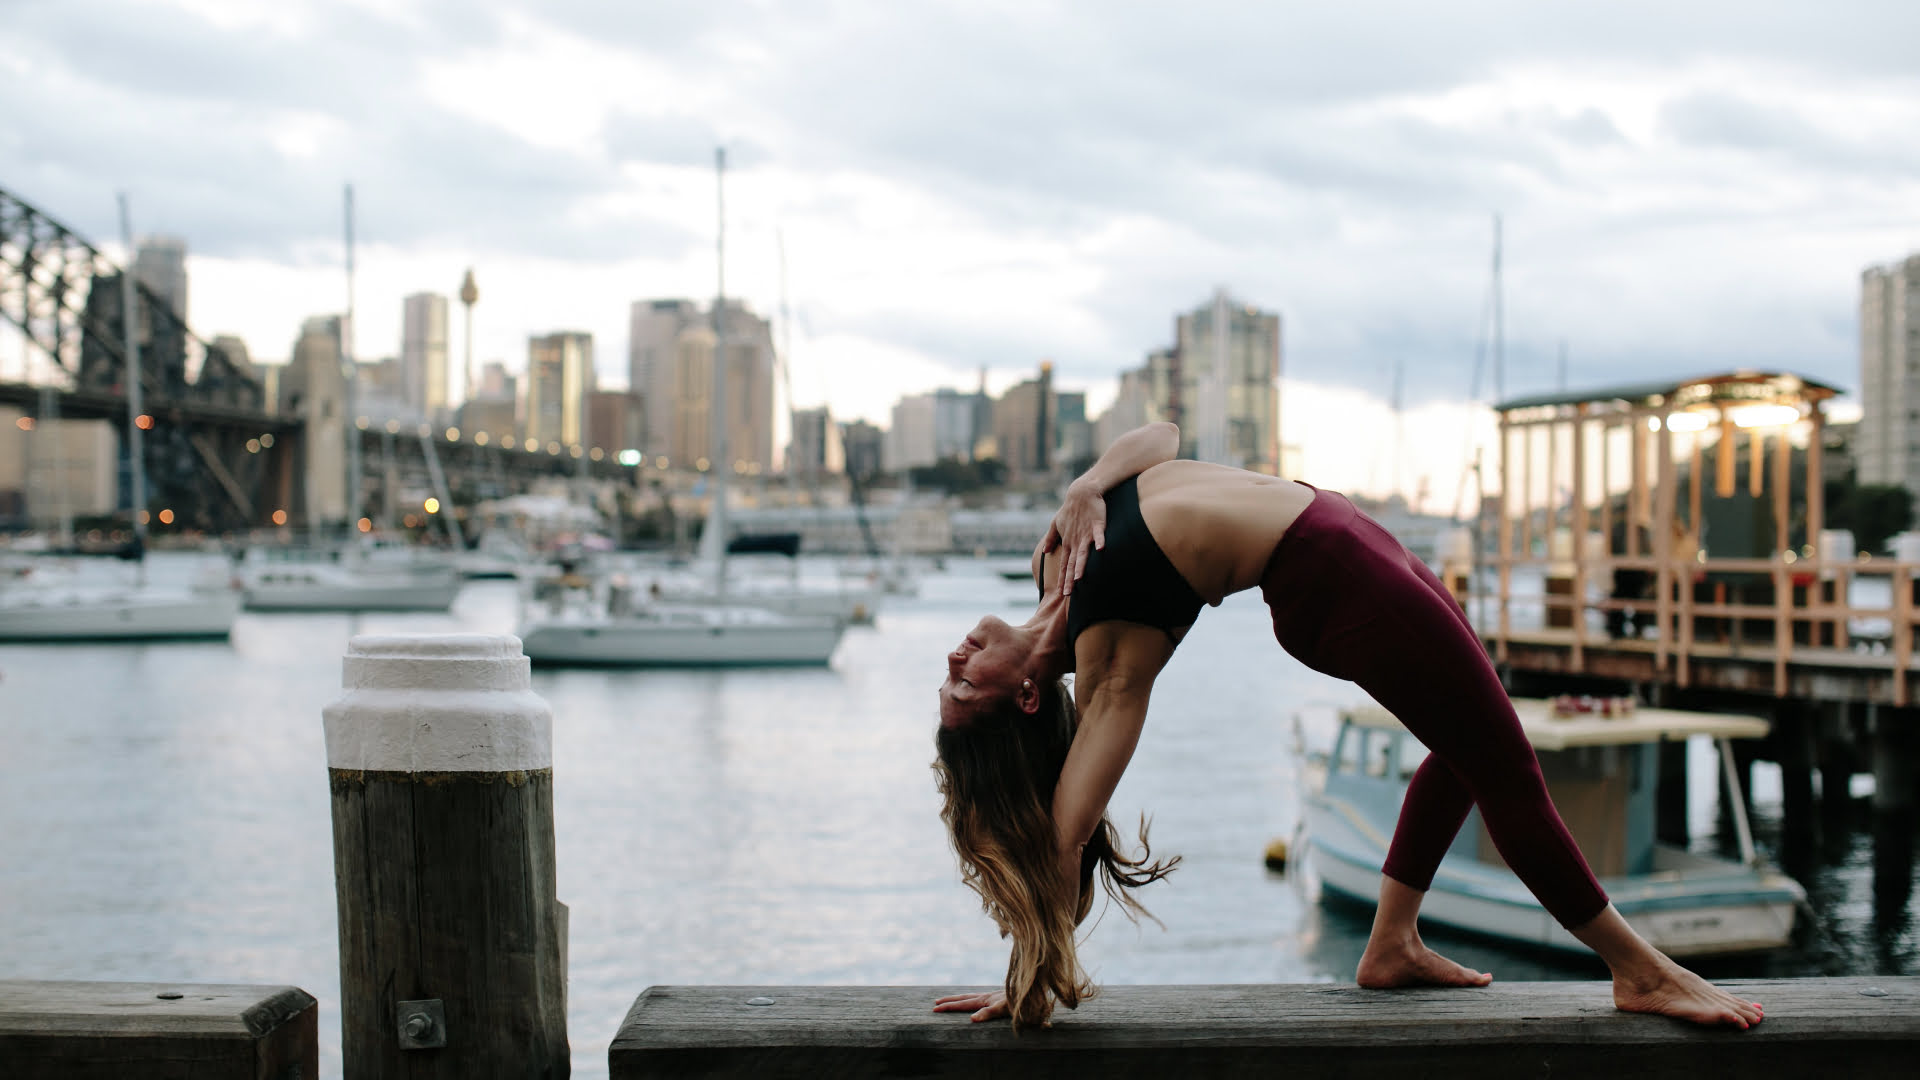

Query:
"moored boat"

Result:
[[1295, 699, 1805, 957]]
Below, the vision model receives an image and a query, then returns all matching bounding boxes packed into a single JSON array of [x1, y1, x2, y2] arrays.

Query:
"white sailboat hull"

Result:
[[245, 577, 461, 612], [0, 587, 241, 641], [1303, 797, 1802, 956], [518, 609, 844, 666]]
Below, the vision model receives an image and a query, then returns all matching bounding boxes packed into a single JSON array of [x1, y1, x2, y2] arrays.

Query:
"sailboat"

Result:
[[517, 148, 845, 667], [235, 185, 459, 613], [0, 195, 241, 642]]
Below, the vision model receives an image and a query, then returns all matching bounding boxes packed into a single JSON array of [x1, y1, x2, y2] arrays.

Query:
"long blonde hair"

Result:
[[932, 677, 1179, 1029]]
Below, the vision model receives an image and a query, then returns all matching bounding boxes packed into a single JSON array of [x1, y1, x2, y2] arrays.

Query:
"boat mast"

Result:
[[1492, 213, 1504, 405], [712, 147, 729, 597], [343, 183, 361, 538], [117, 194, 147, 581]]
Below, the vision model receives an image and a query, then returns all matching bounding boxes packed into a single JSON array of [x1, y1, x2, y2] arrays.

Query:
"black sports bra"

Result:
[[1046, 475, 1206, 645]]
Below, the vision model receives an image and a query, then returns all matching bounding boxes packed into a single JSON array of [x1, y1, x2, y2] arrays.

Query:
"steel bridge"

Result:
[[0, 184, 630, 533]]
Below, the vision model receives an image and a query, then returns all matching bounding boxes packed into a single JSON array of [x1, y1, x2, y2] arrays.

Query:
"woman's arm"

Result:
[[1071, 422, 1179, 498], [1037, 422, 1180, 594], [1051, 635, 1172, 880]]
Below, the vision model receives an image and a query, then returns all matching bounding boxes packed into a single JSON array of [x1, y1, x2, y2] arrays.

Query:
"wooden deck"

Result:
[[0, 980, 318, 1080], [1491, 627, 1918, 701], [611, 978, 1920, 1078]]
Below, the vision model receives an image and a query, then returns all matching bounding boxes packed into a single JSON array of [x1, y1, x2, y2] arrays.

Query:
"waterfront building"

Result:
[[1858, 254, 1920, 496], [525, 332, 595, 448], [886, 393, 939, 473], [402, 292, 450, 421], [789, 405, 845, 478], [133, 234, 188, 320], [479, 360, 515, 403], [630, 297, 776, 473], [1172, 288, 1282, 472]]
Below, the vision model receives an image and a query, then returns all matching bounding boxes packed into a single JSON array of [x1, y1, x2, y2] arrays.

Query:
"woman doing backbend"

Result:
[[930, 422, 1764, 1031]]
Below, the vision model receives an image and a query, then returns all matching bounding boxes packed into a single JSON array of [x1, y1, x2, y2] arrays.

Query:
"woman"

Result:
[[931, 422, 1763, 1031]]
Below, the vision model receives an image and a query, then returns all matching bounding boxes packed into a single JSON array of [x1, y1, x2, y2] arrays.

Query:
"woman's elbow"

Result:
[[1150, 422, 1180, 457]]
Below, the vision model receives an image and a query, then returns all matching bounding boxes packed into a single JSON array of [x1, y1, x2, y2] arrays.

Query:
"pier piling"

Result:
[[324, 633, 568, 1078]]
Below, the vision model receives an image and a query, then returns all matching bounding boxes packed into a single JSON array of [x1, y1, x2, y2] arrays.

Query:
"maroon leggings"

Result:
[[1262, 484, 1609, 929]]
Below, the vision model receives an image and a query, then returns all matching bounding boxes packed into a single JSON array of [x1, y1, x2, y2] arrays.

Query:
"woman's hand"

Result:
[[1036, 482, 1107, 596], [932, 989, 1008, 1022]]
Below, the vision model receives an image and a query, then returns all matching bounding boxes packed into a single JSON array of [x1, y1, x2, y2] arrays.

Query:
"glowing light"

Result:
[[474, 431, 490, 446], [259, 433, 274, 448], [135, 414, 153, 430], [356, 416, 370, 429], [1645, 417, 1660, 432], [656, 456, 670, 469], [357, 517, 373, 533], [445, 427, 460, 441], [272, 509, 288, 526], [695, 457, 710, 471], [424, 498, 441, 514], [547, 442, 561, 455], [589, 447, 605, 462], [157, 508, 174, 525], [15, 417, 32, 431], [386, 419, 401, 434], [403, 514, 420, 529], [569, 444, 583, 458], [525, 438, 539, 452], [1731, 404, 1801, 428], [136, 510, 150, 525], [246, 438, 261, 453], [1663, 412, 1710, 433], [617, 449, 641, 466]]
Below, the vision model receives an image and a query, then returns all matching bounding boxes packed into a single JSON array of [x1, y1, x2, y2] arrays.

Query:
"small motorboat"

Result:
[[1295, 698, 1805, 957]]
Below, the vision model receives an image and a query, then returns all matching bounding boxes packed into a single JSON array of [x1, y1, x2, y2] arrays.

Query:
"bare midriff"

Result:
[[1133, 459, 1316, 605]]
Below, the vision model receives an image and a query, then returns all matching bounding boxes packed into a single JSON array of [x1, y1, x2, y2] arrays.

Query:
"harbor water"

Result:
[[2, 553, 1916, 1079]]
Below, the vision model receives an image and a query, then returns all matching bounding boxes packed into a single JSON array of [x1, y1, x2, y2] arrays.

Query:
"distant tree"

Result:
[[908, 456, 1008, 494], [1825, 472, 1913, 555]]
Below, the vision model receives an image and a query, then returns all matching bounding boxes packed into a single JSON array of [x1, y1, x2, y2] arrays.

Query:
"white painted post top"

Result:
[[323, 633, 553, 772]]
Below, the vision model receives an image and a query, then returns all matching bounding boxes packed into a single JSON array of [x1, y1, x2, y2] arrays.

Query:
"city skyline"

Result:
[[4, 1, 1919, 500]]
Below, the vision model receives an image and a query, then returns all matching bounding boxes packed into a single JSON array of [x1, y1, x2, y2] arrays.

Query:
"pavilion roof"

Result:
[[1494, 370, 1842, 413]]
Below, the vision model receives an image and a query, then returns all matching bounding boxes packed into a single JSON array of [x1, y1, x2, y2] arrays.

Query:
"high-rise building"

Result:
[[629, 298, 776, 472], [992, 363, 1054, 477], [1172, 289, 1282, 471], [525, 332, 595, 447], [1054, 390, 1092, 472], [478, 360, 514, 402], [932, 387, 985, 462], [885, 393, 939, 473], [281, 316, 348, 524], [1859, 254, 1920, 494], [789, 406, 846, 478], [402, 292, 450, 420], [133, 235, 188, 320], [1095, 366, 1159, 452], [840, 419, 884, 480], [587, 390, 643, 456]]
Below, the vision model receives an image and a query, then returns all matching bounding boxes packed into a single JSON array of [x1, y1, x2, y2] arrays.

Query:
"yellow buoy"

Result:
[[1263, 837, 1289, 873]]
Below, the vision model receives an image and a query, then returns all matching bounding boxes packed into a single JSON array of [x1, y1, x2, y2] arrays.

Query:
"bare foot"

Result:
[[1613, 957, 1764, 1029], [1356, 938, 1493, 989]]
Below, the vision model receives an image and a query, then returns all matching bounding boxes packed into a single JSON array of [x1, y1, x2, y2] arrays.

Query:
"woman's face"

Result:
[[938, 614, 1030, 728]]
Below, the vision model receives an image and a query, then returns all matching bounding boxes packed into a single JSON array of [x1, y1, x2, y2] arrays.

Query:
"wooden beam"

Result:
[[1750, 426, 1765, 498], [1571, 407, 1588, 672], [1599, 420, 1614, 557], [0, 980, 317, 1079], [1808, 405, 1825, 554], [609, 980, 1920, 1079], [1521, 423, 1534, 560], [1655, 418, 1674, 673], [1629, 415, 1647, 554], [1498, 414, 1512, 661]]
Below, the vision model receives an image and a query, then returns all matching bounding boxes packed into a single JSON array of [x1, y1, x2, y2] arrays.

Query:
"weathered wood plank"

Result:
[[611, 979, 1920, 1079], [0, 980, 317, 1080]]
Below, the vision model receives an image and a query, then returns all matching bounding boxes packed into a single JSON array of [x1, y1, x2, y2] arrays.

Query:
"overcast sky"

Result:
[[4, 0, 1917, 500]]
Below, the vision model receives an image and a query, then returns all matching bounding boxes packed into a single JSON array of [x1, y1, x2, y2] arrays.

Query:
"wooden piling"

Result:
[[1870, 715, 1917, 920], [324, 633, 568, 1078], [610, 980, 1920, 1079], [0, 980, 316, 1080]]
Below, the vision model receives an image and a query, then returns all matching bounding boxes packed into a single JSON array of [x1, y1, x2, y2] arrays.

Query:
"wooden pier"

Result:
[[0, 980, 317, 1079], [610, 979, 1920, 1078]]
